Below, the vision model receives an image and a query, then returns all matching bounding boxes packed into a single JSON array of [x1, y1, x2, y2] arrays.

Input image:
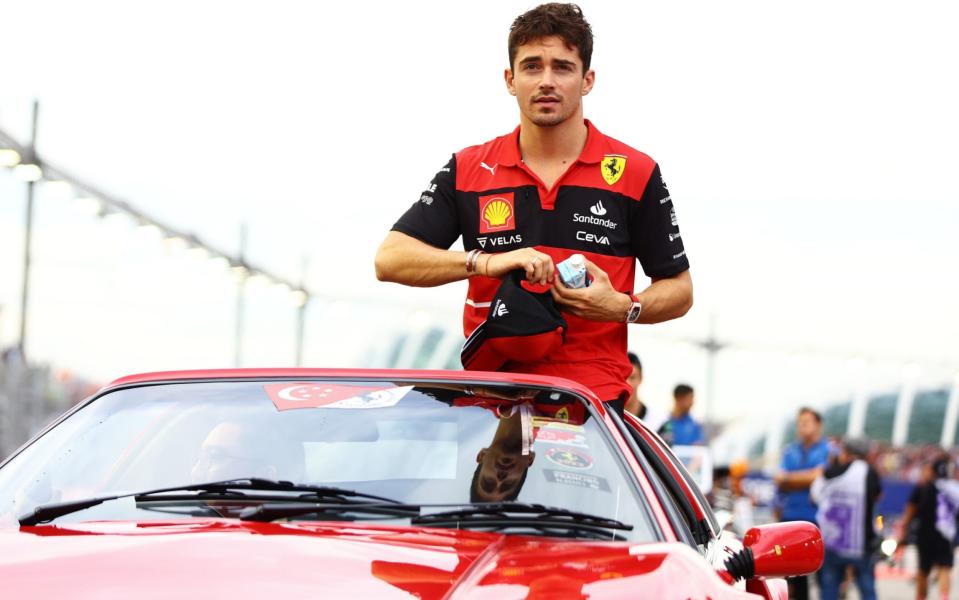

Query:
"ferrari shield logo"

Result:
[[601, 155, 626, 185]]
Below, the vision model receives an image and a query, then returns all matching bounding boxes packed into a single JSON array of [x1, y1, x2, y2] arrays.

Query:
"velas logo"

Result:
[[601, 154, 627, 186], [479, 192, 515, 234]]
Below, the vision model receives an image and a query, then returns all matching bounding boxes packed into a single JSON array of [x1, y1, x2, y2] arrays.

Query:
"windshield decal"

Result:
[[545, 447, 594, 470], [263, 383, 413, 411], [534, 425, 589, 448], [543, 469, 610, 492]]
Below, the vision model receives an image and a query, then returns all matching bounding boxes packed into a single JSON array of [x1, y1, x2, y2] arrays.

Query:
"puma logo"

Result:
[[480, 162, 497, 176]]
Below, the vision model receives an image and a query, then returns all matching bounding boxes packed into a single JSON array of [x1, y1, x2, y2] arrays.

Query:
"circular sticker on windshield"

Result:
[[545, 447, 593, 470]]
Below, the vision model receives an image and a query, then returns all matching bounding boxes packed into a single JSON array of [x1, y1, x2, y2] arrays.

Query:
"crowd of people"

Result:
[[706, 405, 959, 600], [622, 351, 704, 445]]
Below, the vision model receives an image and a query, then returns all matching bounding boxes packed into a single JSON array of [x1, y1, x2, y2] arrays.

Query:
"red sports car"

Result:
[[0, 369, 822, 598]]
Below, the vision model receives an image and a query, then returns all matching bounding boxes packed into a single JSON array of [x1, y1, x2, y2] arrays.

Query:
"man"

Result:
[[375, 3, 692, 414], [657, 384, 702, 445], [191, 421, 304, 484], [774, 407, 831, 600], [897, 456, 958, 600], [470, 407, 536, 502], [811, 437, 882, 600], [625, 352, 666, 430]]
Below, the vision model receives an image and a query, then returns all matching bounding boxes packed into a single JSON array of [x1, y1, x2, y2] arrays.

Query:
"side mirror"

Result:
[[725, 521, 824, 580]]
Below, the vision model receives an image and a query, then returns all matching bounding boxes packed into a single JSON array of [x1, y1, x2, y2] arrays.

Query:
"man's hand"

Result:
[[550, 258, 630, 322], [483, 248, 555, 285], [773, 472, 787, 489]]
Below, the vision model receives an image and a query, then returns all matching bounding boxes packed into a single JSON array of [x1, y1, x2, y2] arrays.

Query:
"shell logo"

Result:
[[484, 199, 512, 227], [478, 192, 516, 233]]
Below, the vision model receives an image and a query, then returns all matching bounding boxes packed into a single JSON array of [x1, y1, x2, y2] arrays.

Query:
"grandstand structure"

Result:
[[712, 380, 959, 471], [374, 323, 959, 471]]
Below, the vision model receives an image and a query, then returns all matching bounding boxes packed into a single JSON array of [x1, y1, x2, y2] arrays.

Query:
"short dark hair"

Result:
[[627, 352, 642, 370], [798, 407, 822, 424], [508, 3, 594, 73], [933, 456, 951, 479], [673, 384, 694, 398], [469, 461, 530, 503]]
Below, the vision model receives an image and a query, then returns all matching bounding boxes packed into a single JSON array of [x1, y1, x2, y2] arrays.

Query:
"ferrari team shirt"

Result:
[[392, 120, 690, 400]]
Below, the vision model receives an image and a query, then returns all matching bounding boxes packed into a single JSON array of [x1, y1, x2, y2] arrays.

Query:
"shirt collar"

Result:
[[497, 119, 608, 167]]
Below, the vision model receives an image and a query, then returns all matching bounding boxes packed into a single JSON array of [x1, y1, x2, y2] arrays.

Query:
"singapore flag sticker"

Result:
[[263, 383, 413, 411]]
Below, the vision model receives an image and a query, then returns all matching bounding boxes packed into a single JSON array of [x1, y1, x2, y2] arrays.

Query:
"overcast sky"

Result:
[[1, 0, 957, 431]]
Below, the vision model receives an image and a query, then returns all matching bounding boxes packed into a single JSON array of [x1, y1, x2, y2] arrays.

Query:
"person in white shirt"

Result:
[[811, 437, 882, 600]]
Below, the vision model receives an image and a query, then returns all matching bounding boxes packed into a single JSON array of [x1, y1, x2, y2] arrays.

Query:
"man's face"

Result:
[[191, 422, 275, 484], [674, 392, 694, 416], [505, 35, 594, 128], [796, 412, 821, 444], [627, 366, 642, 401], [474, 443, 535, 503]]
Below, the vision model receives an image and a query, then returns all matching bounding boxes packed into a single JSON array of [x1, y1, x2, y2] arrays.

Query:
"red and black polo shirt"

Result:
[[392, 120, 689, 400]]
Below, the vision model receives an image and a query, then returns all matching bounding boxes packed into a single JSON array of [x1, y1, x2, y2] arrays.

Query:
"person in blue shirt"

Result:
[[657, 384, 703, 446], [774, 406, 831, 600]]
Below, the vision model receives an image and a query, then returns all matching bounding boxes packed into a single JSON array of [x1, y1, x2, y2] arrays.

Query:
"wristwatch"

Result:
[[624, 294, 642, 324]]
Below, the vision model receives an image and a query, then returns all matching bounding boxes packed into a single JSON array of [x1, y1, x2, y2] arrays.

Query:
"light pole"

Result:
[[17, 100, 40, 361], [233, 224, 247, 368], [294, 256, 309, 367], [696, 311, 726, 437]]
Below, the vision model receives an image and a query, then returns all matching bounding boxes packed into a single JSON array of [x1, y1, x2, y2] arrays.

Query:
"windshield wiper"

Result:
[[135, 478, 405, 504], [412, 502, 633, 535], [239, 501, 420, 522], [19, 478, 404, 526]]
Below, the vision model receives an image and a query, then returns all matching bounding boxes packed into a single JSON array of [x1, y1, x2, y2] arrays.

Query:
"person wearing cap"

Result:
[[896, 455, 959, 600], [773, 407, 830, 600], [811, 436, 882, 600], [374, 3, 693, 415]]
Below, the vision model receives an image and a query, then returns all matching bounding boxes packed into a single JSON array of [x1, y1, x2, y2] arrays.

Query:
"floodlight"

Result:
[[290, 290, 309, 307], [0, 148, 22, 167], [13, 163, 42, 182]]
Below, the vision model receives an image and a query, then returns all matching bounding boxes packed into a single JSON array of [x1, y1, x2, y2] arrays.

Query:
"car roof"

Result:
[[106, 368, 603, 406]]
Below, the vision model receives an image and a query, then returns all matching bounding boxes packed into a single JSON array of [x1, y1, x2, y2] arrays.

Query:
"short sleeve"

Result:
[[909, 484, 920, 505], [810, 475, 824, 504], [692, 421, 704, 445], [779, 447, 793, 472], [629, 163, 690, 278], [391, 155, 460, 249]]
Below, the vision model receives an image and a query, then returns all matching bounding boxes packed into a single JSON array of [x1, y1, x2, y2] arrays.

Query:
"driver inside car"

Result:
[[191, 421, 303, 484]]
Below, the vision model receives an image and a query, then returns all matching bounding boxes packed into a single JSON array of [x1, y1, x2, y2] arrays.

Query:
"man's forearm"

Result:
[[375, 231, 470, 287], [635, 270, 693, 324], [780, 467, 822, 491]]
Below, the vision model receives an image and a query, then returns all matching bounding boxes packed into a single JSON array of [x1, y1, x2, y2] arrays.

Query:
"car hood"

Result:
[[1, 519, 750, 599]]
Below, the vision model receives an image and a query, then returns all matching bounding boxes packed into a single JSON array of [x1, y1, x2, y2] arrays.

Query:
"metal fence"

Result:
[[0, 351, 92, 460]]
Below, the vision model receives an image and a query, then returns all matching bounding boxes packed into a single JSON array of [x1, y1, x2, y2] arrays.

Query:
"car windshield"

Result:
[[0, 379, 657, 541]]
